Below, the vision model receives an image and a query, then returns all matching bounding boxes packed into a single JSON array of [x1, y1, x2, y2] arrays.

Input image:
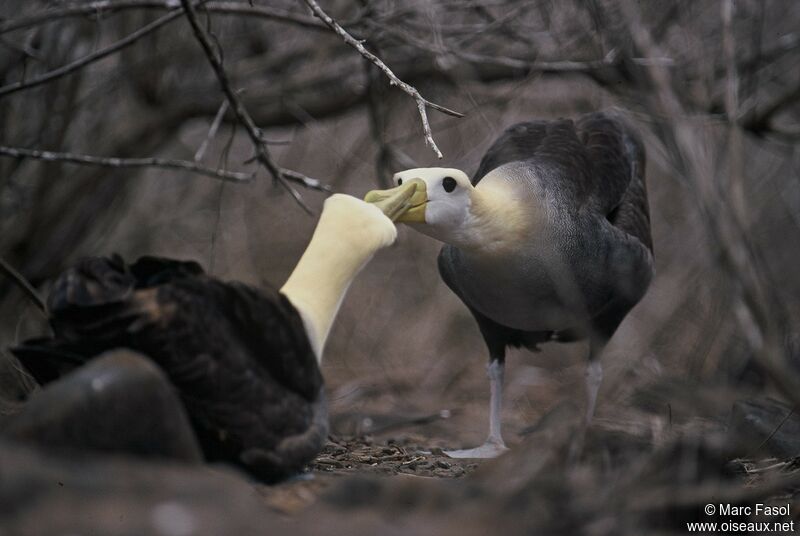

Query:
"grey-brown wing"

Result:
[[473, 121, 551, 185], [576, 112, 652, 252], [472, 120, 594, 204]]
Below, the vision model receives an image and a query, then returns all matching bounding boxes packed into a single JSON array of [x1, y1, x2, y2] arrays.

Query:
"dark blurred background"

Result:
[[1, 1, 799, 531]]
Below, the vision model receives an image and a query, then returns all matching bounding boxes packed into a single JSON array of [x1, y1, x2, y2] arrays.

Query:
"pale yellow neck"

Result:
[[280, 194, 396, 363], [458, 181, 530, 254]]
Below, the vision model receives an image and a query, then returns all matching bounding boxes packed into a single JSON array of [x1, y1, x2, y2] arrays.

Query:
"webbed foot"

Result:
[[444, 439, 509, 459]]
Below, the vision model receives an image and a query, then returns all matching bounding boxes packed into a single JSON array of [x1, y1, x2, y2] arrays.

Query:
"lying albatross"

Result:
[[13, 187, 418, 482], [366, 112, 654, 458]]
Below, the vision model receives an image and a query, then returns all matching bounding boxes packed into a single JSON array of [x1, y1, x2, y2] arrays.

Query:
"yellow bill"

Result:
[[364, 178, 428, 223]]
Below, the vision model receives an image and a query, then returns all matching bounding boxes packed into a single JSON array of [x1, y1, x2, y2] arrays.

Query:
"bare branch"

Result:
[[180, 0, 324, 212], [742, 80, 800, 133], [455, 49, 623, 73], [195, 100, 229, 162], [0, 1, 326, 35], [741, 31, 800, 73], [620, 0, 797, 404], [301, 0, 463, 159], [281, 169, 333, 193], [0, 35, 42, 59], [757, 124, 800, 141], [0, 257, 47, 315], [364, 57, 395, 188], [0, 7, 190, 99], [366, 17, 624, 75], [0, 145, 253, 183], [721, 0, 746, 223]]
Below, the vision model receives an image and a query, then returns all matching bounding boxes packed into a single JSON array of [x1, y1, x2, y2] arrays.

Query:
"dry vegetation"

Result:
[[1, 0, 800, 534]]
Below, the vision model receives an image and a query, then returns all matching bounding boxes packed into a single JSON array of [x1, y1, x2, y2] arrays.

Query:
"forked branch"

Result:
[[180, 0, 329, 213], [0, 145, 253, 183], [302, 0, 463, 158]]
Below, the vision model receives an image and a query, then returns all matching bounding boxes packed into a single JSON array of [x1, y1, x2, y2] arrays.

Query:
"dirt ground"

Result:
[[258, 433, 480, 515], [257, 421, 800, 528], [310, 435, 477, 479]]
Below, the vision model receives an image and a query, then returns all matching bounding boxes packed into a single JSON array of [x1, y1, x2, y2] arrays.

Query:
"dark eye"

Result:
[[397, 178, 403, 185], [442, 176, 457, 193]]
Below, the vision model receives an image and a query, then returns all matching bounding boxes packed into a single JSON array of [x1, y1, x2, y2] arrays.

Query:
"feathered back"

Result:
[[16, 255, 322, 400], [12, 255, 327, 482], [472, 112, 652, 252]]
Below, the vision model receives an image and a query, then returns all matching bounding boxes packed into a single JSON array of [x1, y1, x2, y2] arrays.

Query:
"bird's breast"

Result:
[[443, 233, 619, 332], [445, 252, 558, 331]]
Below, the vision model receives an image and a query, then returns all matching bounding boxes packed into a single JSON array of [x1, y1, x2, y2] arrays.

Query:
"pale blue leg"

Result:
[[585, 359, 603, 423], [445, 359, 509, 459]]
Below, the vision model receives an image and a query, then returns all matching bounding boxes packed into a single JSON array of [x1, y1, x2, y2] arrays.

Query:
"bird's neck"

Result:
[[452, 181, 531, 254], [280, 194, 396, 364]]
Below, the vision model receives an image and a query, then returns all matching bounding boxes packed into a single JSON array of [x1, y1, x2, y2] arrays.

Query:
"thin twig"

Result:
[[364, 19, 626, 75], [195, 99, 229, 162], [364, 57, 393, 188], [741, 31, 800, 74], [0, 258, 47, 315], [0, 35, 43, 60], [0, 6, 196, 98], [721, 0, 739, 123], [180, 0, 324, 212], [0, 145, 253, 182], [620, 0, 797, 406], [722, 0, 745, 222], [281, 168, 332, 192], [0, 1, 326, 35], [302, 0, 463, 158], [743, 80, 800, 133], [454, 49, 622, 72], [208, 110, 238, 274], [750, 407, 795, 457]]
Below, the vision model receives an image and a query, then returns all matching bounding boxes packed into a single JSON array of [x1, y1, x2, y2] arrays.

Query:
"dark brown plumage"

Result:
[[12, 255, 327, 483]]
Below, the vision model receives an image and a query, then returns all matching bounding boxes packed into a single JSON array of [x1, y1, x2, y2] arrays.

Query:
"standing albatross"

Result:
[[366, 112, 653, 458], [12, 188, 418, 481]]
